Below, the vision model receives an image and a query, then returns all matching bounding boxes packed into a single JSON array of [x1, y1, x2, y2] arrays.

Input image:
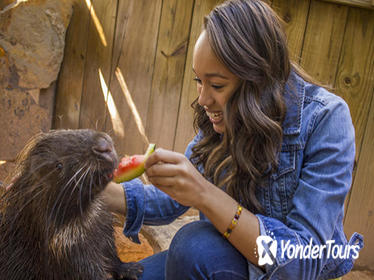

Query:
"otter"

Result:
[[0, 129, 143, 280]]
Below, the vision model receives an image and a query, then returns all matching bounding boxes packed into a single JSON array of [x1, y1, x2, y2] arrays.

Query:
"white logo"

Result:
[[256, 235, 361, 266], [256, 236, 277, 266]]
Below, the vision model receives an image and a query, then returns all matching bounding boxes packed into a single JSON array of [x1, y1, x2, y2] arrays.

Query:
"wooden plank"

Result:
[[79, 0, 118, 130], [271, 0, 311, 62], [145, 0, 195, 150], [334, 8, 374, 170], [106, 0, 163, 155], [300, 1, 348, 86], [340, 7, 374, 269], [109, 1, 133, 84], [54, 0, 91, 129], [173, 0, 224, 153], [319, 0, 374, 10], [344, 91, 374, 270]]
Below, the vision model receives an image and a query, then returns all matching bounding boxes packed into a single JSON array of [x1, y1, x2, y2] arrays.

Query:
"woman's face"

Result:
[[193, 31, 241, 134]]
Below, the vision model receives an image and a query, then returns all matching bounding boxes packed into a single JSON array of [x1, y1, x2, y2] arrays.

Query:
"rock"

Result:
[[0, 0, 72, 167], [0, 1, 19, 12], [0, 85, 55, 161], [0, 0, 73, 89], [142, 215, 199, 253]]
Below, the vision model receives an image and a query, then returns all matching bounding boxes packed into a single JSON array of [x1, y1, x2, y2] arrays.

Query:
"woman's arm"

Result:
[[145, 149, 261, 266], [198, 179, 261, 266], [102, 182, 127, 216]]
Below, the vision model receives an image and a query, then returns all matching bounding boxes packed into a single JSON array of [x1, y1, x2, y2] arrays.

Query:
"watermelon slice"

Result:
[[113, 143, 156, 183]]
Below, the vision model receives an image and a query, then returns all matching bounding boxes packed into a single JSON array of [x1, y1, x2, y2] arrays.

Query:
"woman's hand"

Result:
[[145, 148, 261, 266], [144, 148, 210, 208]]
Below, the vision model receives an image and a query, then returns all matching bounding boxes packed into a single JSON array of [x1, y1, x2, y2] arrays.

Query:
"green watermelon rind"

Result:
[[113, 143, 156, 183]]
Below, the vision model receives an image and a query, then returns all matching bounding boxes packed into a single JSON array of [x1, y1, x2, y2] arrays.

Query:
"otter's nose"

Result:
[[92, 138, 115, 163]]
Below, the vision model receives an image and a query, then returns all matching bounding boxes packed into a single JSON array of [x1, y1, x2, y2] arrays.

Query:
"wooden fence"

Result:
[[55, 0, 374, 269]]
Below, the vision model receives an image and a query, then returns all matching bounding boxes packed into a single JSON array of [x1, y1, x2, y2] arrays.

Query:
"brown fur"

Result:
[[0, 129, 143, 280]]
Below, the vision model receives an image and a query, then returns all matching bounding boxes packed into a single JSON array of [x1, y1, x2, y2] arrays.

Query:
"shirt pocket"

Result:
[[268, 144, 302, 221]]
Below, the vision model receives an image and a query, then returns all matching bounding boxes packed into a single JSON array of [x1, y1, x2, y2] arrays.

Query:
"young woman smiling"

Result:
[[103, 0, 363, 279]]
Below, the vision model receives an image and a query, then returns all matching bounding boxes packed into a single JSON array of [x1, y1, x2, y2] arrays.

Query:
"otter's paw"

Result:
[[113, 262, 143, 280]]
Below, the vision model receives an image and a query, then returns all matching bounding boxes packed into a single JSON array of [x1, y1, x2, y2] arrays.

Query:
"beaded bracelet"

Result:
[[223, 204, 243, 239]]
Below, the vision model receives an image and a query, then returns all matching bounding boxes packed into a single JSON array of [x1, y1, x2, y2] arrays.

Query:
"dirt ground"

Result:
[[343, 270, 374, 279], [114, 226, 154, 263]]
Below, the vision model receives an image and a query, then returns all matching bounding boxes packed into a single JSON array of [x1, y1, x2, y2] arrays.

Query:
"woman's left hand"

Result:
[[144, 148, 210, 207]]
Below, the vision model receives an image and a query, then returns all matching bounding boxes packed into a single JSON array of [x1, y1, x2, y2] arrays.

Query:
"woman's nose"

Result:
[[198, 86, 214, 107]]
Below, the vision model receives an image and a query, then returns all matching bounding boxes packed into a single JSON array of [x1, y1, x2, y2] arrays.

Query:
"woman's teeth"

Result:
[[206, 111, 223, 120]]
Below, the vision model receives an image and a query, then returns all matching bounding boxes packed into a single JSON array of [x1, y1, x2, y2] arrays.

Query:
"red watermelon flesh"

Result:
[[113, 144, 155, 183]]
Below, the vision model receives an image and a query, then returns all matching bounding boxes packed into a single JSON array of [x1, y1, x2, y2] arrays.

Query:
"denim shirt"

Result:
[[121, 72, 363, 280]]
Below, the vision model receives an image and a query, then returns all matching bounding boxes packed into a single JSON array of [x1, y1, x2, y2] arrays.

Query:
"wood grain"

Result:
[[106, 0, 162, 155], [145, 0, 195, 150], [173, 0, 224, 153], [341, 7, 374, 270], [78, 0, 118, 130], [334, 7, 374, 165], [54, 0, 91, 129], [271, 0, 311, 63], [300, 1, 348, 86], [344, 89, 374, 270], [319, 0, 374, 9]]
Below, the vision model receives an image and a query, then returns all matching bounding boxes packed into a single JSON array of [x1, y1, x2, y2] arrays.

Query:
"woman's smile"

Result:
[[205, 110, 224, 124]]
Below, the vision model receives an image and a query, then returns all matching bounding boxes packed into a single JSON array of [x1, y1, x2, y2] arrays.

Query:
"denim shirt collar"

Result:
[[282, 71, 305, 135]]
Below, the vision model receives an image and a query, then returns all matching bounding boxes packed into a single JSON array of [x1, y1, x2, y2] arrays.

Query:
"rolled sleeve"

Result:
[[256, 97, 359, 279], [122, 178, 145, 243], [122, 179, 189, 243], [122, 131, 203, 243]]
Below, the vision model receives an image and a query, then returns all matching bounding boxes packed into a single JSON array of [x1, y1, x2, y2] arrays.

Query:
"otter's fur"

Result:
[[0, 129, 143, 280]]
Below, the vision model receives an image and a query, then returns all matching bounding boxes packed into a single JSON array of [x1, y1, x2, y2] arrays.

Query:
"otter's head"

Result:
[[9, 129, 118, 224]]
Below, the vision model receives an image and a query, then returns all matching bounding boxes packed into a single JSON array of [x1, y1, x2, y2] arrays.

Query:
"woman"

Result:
[[104, 0, 363, 279]]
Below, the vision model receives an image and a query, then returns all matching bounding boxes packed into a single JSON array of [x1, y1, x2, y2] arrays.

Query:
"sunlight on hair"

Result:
[[85, 0, 107, 47], [98, 69, 125, 137], [0, 160, 6, 166], [115, 67, 149, 145]]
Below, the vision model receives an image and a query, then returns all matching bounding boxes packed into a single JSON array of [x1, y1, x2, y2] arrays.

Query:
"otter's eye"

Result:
[[56, 163, 63, 170]]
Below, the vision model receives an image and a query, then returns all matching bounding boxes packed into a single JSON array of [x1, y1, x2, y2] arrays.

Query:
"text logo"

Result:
[[256, 236, 277, 266], [256, 235, 361, 266]]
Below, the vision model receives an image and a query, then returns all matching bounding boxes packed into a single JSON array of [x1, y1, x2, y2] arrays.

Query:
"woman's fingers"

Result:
[[147, 176, 176, 189], [145, 162, 180, 177], [145, 148, 184, 168]]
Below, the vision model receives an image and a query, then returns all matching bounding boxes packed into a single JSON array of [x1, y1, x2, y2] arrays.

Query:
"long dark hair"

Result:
[[190, 0, 291, 213]]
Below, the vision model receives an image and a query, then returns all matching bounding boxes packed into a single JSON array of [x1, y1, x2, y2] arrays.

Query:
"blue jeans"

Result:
[[139, 221, 263, 280]]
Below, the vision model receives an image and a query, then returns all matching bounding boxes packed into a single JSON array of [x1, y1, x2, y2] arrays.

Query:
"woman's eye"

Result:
[[212, 84, 224, 89], [193, 77, 202, 84], [193, 77, 224, 89]]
